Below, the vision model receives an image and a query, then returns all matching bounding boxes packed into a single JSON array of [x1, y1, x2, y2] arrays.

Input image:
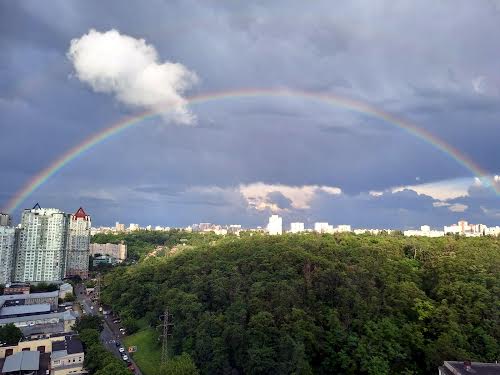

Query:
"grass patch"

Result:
[[124, 327, 161, 375]]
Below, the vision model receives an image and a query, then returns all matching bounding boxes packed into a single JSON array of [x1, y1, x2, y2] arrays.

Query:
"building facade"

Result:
[[65, 208, 91, 279], [0, 213, 11, 227], [89, 242, 127, 262], [0, 226, 15, 284], [267, 215, 283, 235], [290, 222, 305, 233], [14, 205, 69, 282]]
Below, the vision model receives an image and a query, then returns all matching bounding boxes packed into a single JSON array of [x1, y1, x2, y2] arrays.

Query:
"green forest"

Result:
[[101, 233, 499, 374]]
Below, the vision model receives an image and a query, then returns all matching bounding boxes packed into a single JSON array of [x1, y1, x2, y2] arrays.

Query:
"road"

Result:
[[75, 283, 142, 375]]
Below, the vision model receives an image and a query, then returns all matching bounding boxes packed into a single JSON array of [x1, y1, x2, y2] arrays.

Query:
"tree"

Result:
[[95, 361, 130, 375], [0, 324, 22, 345], [74, 315, 103, 333], [63, 293, 76, 303], [159, 353, 199, 375]]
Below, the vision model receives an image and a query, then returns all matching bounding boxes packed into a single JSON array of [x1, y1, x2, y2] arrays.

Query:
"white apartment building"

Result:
[[129, 223, 140, 231], [485, 226, 500, 236], [267, 215, 283, 235], [335, 225, 352, 233], [404, 225, 444, 238], [65, 207, 91, 279], [290, 222, 305, 233], [115, 222, 125, 232], [14, 205, 69, 283], [0, 226, 15, 284], [314, 222, 333, 233], [443, 221, 490, 236]]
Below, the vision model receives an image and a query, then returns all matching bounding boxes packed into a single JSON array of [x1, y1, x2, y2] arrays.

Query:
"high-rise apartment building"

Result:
[[14, 204, 69, 282], [267, 215, 283, 235], [290, 222, 305, 233], [115, 222, 125, 232], [0, 226, 15, 284], [0, 213, 11, 227], [65, 207, 91, 279]]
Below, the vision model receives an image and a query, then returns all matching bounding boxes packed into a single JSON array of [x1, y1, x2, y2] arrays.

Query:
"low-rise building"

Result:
[[0, 291, 59, 311], [3, 284, 30, 295], [58, 283, 73, 300], [438, 360, 500, 374], [0, 310, 78, 336], [0, 335, 84, 375], [50, 335, 85, 375], [89, 242, 127, 262]]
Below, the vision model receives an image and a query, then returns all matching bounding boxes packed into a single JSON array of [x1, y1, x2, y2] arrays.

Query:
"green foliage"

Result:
[[102, 234, 500, 374], [77, 325, 128, 374], [95, 361, 131, 375], [63, 292, 76, 302], [0, 323, 22, 345], [159, 353, 199, 375], [31, 282, 58, 292], [74, 315, 103, 332], [92, 229, 223, 260]]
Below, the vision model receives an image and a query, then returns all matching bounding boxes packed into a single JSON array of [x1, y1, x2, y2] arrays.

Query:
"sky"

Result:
[[1, 0, 499, 229]]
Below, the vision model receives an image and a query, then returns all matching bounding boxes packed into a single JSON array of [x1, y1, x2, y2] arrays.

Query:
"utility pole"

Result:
[[160, 308, 174, 366]]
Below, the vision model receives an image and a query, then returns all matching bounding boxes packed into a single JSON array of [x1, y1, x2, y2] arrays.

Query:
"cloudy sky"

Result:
[[1, 0, 499, 229]]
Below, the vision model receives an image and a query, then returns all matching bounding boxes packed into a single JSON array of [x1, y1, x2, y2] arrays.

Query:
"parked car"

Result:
[[119, 347, 125, 353], [122, 355, 129, 361], [115, 341, 121, 347]]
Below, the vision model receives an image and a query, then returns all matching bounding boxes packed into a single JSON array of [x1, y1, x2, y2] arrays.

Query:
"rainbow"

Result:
[[3, 88, 497, 213]]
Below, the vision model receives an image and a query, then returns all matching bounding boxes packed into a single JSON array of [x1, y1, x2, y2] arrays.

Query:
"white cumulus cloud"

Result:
[[67, 29, 198, 124]]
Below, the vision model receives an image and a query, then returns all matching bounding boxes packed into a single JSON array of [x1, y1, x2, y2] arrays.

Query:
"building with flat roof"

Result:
[[89, 242, 127, 262], [290, 223, 305, 233], [50, 335, 85, 375], [267, 215, 282, 235], [0, 291, 59, 311], [3, 284, 30, 295], [0, 310, 78, 335], [438, 360, 500, 374], [0, 304, 51, 318], [1, 350, 41, 374], [0, 335, 84, 375]]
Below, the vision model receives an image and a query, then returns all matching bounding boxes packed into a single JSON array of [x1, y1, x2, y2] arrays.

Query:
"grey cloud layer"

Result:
[[0, 0, 498, 225]]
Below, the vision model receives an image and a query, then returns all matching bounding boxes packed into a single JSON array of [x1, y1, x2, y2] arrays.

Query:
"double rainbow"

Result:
[[3, 88, 497, 213]]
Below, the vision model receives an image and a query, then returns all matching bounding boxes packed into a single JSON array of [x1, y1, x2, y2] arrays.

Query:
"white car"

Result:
[[122, 355, 129, 361], [119, 347, 125, 353]]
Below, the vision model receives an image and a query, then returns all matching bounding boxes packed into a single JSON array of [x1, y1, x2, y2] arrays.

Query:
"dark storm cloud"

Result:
[[266, 192, 293, 211], [0, 0, 498, 226]]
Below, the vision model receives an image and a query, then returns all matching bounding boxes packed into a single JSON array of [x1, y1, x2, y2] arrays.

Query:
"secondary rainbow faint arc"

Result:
[[3, 88, 497, 213]]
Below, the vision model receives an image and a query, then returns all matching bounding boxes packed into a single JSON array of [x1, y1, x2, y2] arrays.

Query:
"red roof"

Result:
[[74, 207, 88, 218]]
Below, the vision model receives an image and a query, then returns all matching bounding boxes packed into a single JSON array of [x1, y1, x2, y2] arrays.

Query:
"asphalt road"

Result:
[[75, 284, 142, 375]]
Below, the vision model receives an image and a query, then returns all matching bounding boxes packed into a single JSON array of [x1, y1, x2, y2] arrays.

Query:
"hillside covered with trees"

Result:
[[101, 234, 499, 374]]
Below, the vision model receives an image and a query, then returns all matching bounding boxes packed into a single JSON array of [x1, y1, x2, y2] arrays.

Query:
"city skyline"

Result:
[[1, 1, 499, 228]]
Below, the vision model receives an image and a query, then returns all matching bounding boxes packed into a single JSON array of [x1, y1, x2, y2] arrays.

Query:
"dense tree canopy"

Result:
[[75, 316, 129, 375], [102, 233, 500, 374], [0, 324, 22, 345]]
